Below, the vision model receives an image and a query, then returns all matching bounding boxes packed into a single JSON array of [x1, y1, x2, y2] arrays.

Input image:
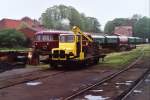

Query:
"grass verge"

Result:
[[100, 44, 150, 69]]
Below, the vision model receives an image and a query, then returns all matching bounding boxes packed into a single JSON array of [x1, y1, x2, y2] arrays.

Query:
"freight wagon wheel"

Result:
[[119, 46, 127, 51]]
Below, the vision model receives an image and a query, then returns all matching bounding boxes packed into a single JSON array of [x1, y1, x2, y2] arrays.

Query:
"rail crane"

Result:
[[50, 26, 105, 67]]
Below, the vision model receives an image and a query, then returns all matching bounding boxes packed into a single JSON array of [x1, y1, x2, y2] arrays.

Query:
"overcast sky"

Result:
[[0, 0, 149, 30]]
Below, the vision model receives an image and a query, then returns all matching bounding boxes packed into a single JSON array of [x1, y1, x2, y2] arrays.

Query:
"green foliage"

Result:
[[40, 5, 101, 32], [104, 21, 114, 34], [0, 29, 27, 48], [133, 17, 150, 38]]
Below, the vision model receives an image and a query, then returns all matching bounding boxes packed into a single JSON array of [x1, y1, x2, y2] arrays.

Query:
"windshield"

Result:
[[35, 35, 41, 41], [42, 35, 53, 41], [60, 35, 74, 43]]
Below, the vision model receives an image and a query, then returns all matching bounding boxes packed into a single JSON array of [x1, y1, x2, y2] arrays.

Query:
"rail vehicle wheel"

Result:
[[85, 58, 94, 66], [93, 57, 100, 64], [119, 46, 127, 51], [50, 63, 58, 69]]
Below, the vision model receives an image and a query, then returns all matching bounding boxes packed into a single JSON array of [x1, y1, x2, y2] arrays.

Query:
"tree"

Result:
[[40, 5, 101, 33], [84, 17, 101, 32], [104, 21, 114, 34], [131, 14, 142, 21], [41, 5, 71, 30], [133, 17, 150, 38], [0, 29, 27, 48], [68, 6, 82, 29]]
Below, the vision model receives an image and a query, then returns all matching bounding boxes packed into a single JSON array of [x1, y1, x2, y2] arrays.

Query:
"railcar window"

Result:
[[60, 35, 74, 43], [42, 35, 54, 41], [43, 35, 49, 41], [49, 35, 53, 41], [36, 35, 42, 41]]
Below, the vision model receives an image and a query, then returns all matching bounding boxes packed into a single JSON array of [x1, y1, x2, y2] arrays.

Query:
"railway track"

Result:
[[0, 68, 65, 89], [64, 49, 146, 100]]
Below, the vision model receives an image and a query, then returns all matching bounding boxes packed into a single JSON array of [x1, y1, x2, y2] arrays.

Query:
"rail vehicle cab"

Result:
[[52, 33, 90, 61]]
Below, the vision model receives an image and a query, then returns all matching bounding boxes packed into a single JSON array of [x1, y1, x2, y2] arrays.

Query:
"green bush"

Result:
[[0, 29, 27, 48]]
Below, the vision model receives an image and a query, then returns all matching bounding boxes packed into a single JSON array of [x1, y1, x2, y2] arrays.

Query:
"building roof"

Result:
[[0, 18, 21, 29], [0, 17, 45, 40], [0, 17, 41, 30]]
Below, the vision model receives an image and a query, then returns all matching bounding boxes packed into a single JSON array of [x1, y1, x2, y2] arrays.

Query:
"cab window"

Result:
[[60, 35, 74, 43]]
